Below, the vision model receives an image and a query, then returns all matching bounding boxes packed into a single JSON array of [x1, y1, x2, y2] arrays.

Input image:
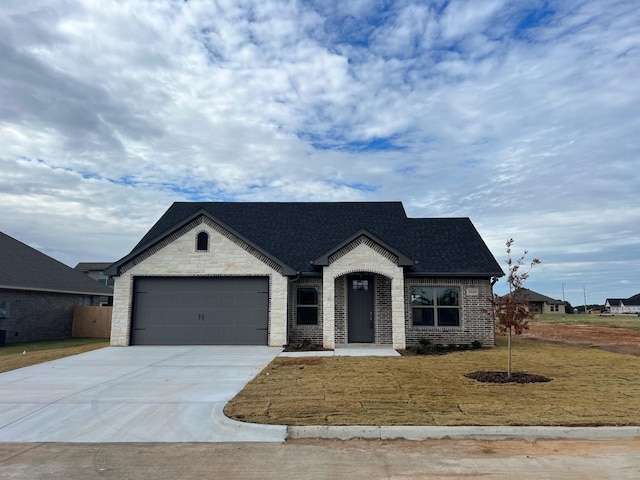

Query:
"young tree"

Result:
[[492, 239, 540, 378]]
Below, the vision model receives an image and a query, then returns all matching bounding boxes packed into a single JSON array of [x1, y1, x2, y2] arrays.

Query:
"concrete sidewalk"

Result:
[[287, 425, 640, 441], [0, 346, 285, 443]]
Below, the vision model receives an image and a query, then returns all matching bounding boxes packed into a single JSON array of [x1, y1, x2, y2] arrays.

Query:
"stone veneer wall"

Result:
[[110, 218, 288, 347], [288, 277, 323, 345], [404, 277, 494, 347], [322, 242, 405, 348]]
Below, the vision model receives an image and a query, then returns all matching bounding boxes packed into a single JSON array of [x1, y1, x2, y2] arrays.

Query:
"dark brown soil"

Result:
[[465, 370, 552, 384]]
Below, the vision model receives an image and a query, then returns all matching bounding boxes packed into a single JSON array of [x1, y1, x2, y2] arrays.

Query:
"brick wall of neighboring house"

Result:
[[404, 277, 495, 347], [0, 288, 99, 344], [288, 277, 323, 346], [110, 218, 288, 347]]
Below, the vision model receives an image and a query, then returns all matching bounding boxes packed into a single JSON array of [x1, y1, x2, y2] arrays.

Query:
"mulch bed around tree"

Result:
[[465, 371, 552, 384]]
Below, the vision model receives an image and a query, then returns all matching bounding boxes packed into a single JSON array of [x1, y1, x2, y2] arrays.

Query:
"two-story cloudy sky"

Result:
[[1, 0, 638, 307]]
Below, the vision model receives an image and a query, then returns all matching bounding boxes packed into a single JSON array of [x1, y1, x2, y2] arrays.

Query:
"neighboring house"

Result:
[[501, 288, 566, 315], [74, 262, 115, 287], [106, 202, 504, 349], [0, 231, 114, 345], [605, 294, 640, 314]]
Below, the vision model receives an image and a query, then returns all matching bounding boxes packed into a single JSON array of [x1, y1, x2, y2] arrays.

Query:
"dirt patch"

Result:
[[465, 370, 552, 383], [523, 323, 640, 356]]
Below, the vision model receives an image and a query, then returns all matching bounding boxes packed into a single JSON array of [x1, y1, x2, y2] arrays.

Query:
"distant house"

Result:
[[0, 232, 114, 345], [74, 262, 115, 288], [504, 288, 566, 315], [105, 202, 504, 348], [605, 294, 640, 314]]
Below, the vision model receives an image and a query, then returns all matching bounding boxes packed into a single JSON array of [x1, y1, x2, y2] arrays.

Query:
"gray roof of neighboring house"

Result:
[[107, 202, 504, 278], [0, 231, 114, 296], [74, 262, 114, 272], [508, 288, 564, 305], [607, 293, 640, 306], [626, 293, 640, 305], [605, 298, 625, 307]]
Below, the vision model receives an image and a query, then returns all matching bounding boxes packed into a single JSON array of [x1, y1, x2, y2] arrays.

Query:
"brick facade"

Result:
[[287, 277, 323, 345], [404, 277, 494, 347], [109, 216, 495, 350], [0, 288, 100, 344]]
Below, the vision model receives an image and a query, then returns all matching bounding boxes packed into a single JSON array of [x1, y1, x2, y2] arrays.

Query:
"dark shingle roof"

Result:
[[74, 262, 114, 272], [508, 288, 564, 305], [0, 232, 114, 296], [605, 298, 625, 307], [109, 202, 503, 277]]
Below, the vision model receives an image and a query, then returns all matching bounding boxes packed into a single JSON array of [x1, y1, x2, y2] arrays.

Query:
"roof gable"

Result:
[[312, 229, 414, 267], [0, 232, 114, 296], [108, 202, 504, 278], [105, 209, 297, 276]]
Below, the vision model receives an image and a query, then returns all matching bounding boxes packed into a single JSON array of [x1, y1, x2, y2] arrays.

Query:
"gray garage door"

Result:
[[131, 277, 269, 345]]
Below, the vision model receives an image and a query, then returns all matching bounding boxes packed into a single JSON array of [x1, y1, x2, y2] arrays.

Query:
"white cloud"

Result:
[[0, 0, 639, 306]]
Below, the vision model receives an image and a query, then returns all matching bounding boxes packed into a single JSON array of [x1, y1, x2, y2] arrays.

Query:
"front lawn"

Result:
[[0, 338, 109, 373], [224, 336, 640, 426]]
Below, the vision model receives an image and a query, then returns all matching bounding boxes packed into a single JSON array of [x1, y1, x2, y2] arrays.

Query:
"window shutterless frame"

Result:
[[411, 287, 460, 326], [296, 287, 318, 325]]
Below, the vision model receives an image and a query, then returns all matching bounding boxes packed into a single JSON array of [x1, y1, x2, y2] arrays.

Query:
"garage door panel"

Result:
[[132, 277, 269, 345]]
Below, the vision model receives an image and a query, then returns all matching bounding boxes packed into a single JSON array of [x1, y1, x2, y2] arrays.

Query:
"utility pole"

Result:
[[583, 285, 587, 314], [562, 284, 566, 320]]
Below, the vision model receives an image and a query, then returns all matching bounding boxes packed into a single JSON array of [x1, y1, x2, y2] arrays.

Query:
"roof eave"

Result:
[[105, 209, 297, 277], [0, 284, 114, 296]]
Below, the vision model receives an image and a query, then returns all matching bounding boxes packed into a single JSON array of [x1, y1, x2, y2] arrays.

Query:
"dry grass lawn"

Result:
[[225, 336, 640, 426], [0, 338, 109, 373], [533, 313, 640, 330]]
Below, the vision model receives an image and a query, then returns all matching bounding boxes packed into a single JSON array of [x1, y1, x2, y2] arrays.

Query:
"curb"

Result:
[[287, 425, 640, 441]]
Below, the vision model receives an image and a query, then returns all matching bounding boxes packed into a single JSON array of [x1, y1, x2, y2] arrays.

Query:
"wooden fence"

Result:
[[72, 306, 113, 338]]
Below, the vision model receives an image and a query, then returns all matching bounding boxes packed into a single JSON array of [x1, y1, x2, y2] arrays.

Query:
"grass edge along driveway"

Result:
[[0, 338, 109, 373], [225, 336, 640, 427]]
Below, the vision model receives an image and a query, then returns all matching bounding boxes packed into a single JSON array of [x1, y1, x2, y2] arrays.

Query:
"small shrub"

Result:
[[413, 345, 426, 355], [471, 340, 482, 350], [447, 343, 457, 351], [434, 343, 445, 352], [458, 343, 470, 351], [418, 338, 431, 347]]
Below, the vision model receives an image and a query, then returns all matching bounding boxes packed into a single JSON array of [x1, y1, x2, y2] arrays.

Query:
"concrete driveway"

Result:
[[0, 346, 285, 443]]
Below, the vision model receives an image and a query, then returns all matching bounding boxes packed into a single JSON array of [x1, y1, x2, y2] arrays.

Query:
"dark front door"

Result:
[[347, 275, 375, 343]]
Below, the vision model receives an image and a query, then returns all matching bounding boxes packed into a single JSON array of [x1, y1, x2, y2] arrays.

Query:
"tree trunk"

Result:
[[508, 325, 512, 379]]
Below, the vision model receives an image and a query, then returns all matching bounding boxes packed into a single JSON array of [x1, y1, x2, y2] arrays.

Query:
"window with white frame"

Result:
[[411, 287, 460, 326]]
